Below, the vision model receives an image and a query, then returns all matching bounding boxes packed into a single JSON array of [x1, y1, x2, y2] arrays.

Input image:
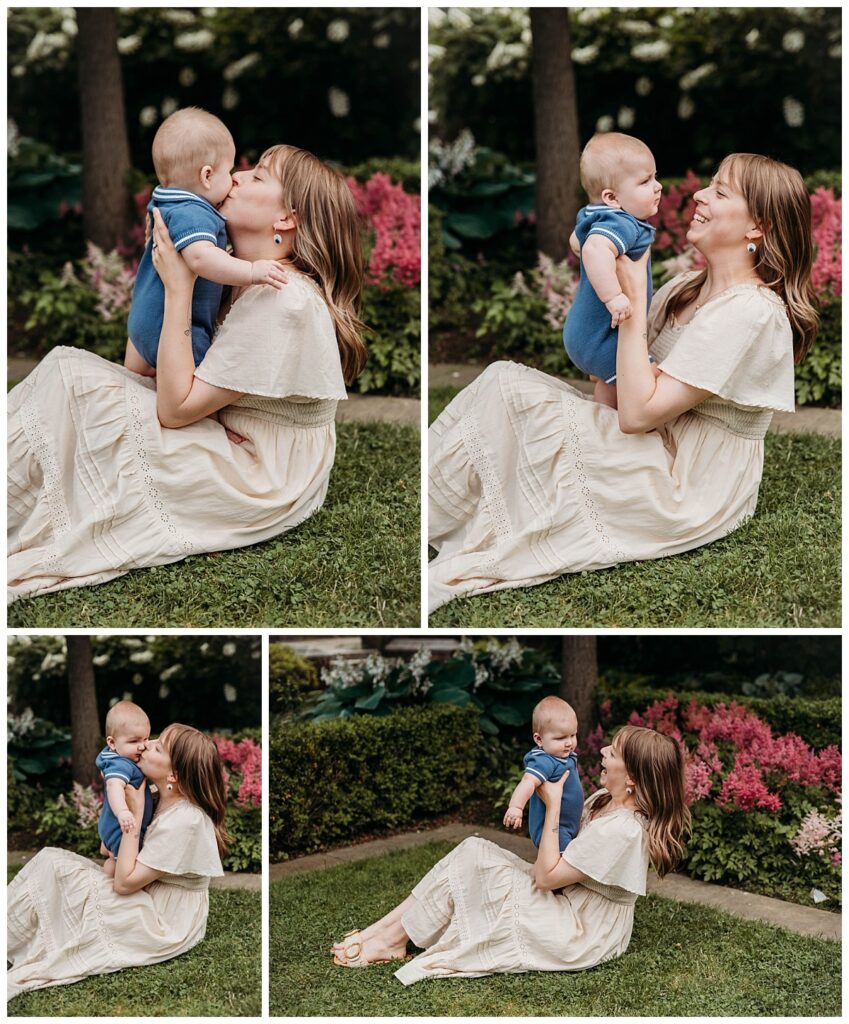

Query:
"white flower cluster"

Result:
[[222, 87, 239, 111], [678, 95, 696, 120], [635, 76, 653, 97], [224, 52, 261, 81], [174, 29, 214, 52], [179, 66, 197, 87], [328, 87, 350, 118], [745, 28, 760, 49], [160, 664, 182, 682], [161, 97, 179, 118], [26, 30, 71, 63], [631, 39, 671, 62], [224, 684, 238, 703], [222, 643, 236, 656], [162, 9, 197, 26], [679, 62, 716, 92], [486, 637, 526, 672], [781, 29, 805, 53], [41, 652, 66, 672], [473, 662, 491, 692], [327, 19, 350, 43], [8, 707, 36, 742], [619, 19, 655, 36], [571, 44, 599, 65], [130, 650, 154, 664], [8, 119, 20, 159], [783, 97, 805, 128], [617, 106, 636, 129], [486, 39, 528, 73], [117, 35, 142, 56], [139, 106, 159, 128], [92, 653, 111, 667], [122, 638, 144, 648], [429, 128, 477, 189], [288, 18, 304, 40]]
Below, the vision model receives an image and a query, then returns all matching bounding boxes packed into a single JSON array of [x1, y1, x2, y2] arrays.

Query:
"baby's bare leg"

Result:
[[124, 337, 156, 377], [102, 856, 116, 877], [593, 379, 618, 409]]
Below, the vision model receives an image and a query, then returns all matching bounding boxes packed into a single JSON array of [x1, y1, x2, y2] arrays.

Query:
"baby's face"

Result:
[[108, 720, 150, 761], [204, 141, 237, 208], [536, 712, 579, 759], [611, 154, 662, 220]]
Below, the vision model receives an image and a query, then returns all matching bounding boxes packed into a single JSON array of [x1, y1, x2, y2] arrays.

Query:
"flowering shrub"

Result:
[[592, 694, 842, 903], [215, 735, 262, 808], [305, 637, 558, 736], [36, 783, 103, 858], [348, 172, 420, 288]]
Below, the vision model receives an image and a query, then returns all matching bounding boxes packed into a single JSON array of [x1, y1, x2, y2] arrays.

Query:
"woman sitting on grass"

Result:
[[428, 153, 817, 613], [7, 725, 227, 1000], [8, 145, 366, 604], [331, 724, 690, 983]]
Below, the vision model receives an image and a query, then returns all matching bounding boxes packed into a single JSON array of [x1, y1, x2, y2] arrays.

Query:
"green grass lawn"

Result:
[[270, 842, 840, 1017], [8, 421, 421, 628], [429, 387, 840, 628], [7, 874, 260, 1017]]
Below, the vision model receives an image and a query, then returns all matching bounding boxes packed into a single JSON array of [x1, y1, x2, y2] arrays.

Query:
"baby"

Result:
[[503, 695, 583, 853], [563, 132, 661, 409], [96, 700, 155, 876], [126, 106, 287, 375]]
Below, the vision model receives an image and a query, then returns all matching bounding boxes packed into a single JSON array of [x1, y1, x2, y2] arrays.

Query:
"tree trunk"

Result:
[[67, 636, 101, 786], [530, 9, 581, 260], [560, 636, 598, 742], [76, 8, 132, 249]]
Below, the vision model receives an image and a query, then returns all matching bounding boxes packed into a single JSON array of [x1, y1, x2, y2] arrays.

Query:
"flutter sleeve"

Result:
[[137, 800, 224, 877], [194, 275, 347, 400], [562, 799, 649, 895], [586, 209, 641, 256], [658, 286, 795, 411]]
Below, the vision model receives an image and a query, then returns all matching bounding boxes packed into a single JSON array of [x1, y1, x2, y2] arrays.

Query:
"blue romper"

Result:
[[96, 746, 155, 856], [563, 205, 656, 384], [523, 747, 583, 853], [127, 186, 228, 368]]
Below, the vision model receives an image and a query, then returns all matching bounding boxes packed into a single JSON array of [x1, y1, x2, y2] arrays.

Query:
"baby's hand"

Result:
[[250, 260, 288, 290], [503, 806, 523, 831], [118, 809, 136, 833], [605, 292, 632, 329]]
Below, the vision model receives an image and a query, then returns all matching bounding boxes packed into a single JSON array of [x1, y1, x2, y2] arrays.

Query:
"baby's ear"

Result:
[[199, 164, 215, 189]]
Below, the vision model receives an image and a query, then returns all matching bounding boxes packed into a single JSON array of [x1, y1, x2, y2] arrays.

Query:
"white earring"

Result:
[[746, 242, 757, 254], [273, 232, 283, 245], [166, 783, 173, 792], [626, 786, 634, 796]]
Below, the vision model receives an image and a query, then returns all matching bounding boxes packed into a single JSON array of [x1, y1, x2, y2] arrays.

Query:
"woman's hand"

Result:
[[151, 208, 197, 295], [537, 771, 569, 808], [123, 780, 147, 828], [615, 247, 651, 303]]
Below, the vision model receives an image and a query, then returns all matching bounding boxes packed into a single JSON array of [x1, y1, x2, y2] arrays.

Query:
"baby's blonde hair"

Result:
[[152, 107, 233, 186], [532, 695, 576, 736], [580, 132, 654, 202], [105, 700, 150, 739]]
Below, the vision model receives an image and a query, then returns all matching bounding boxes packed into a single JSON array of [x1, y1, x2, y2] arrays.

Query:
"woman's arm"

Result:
[[532, 776, 588, 891], [150, 208, 244, 428], [615, 251, 712, 433], [113, 781, 164, 895]]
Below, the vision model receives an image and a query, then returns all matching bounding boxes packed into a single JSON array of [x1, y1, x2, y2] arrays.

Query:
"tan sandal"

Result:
[[331, 930, 412, 968]]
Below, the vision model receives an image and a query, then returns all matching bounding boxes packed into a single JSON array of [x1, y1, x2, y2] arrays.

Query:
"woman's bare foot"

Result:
[[102, 857, 116, 878]]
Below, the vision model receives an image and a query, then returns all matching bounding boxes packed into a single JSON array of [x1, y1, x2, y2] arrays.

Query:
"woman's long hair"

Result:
[[591, 725, 691, 879], [161, 724, 229, 858], [261, 144, 367, 385], [668, 153, 818, 362]]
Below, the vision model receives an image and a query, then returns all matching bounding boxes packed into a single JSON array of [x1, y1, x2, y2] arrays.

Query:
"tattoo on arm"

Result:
[[184, 318, 191, 338]]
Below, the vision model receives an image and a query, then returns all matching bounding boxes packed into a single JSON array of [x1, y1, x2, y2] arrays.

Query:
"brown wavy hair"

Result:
[[260, 144, 367, 385], [161, 724, 229, 858], [669, 153, 818, 363], [591, 725, 691, 879]]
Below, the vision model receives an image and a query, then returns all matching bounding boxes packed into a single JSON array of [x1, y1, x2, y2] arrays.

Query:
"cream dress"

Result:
[[7, 798, 224, 1000], [7, 274, 347, 603], [428, 273, 795, 612], [394, 791, 649, 985]]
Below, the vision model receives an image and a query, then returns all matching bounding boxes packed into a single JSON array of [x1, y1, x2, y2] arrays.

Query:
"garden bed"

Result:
[[270, 842, 840, 1017]]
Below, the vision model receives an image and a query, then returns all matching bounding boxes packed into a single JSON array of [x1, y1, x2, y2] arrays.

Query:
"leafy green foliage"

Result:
[[34, 791, 103, 859], [269, 706, 482, 858], [357, 280, 420, 394], [8, 134, 80, 230], [269, 643, 319, 718], [7, 716, 71, 780], [345, 157, 420, 193], [794, 298, 841, 407], [222, 805, 261, 873]]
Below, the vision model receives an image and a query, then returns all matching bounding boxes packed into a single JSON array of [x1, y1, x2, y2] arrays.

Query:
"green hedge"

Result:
[[597, 682, 840, 750], [270, 705, 482, 859], [269, 644, 318, 718]]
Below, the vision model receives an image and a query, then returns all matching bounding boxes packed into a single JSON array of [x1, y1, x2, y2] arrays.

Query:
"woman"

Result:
[[428, 153, 817, 613], [7, 725, 227, 999], [8, 145, 366, 603], [331, 725, 690, 983]]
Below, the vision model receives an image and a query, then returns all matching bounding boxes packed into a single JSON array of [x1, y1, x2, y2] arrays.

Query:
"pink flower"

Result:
[[346, 173, 421, 288], [214, 735, 262, 808]]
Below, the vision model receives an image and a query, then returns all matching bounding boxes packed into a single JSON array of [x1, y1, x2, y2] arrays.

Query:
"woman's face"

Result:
[[218, 161, 286, 234], [599, 737, 633, 795], [687, 167, 759, 255], [137, 731, 174, 784]]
